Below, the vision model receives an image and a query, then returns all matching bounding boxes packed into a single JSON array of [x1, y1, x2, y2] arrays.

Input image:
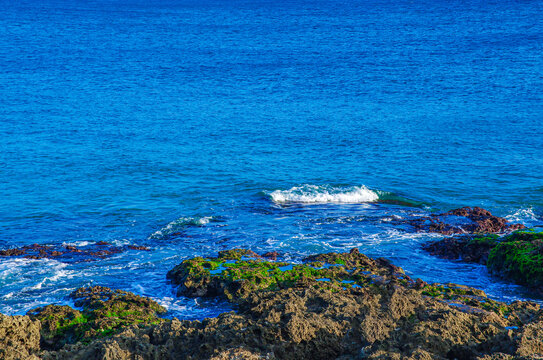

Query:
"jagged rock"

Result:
[[404, 207, 524, 235], [27, 286, 166, 351], [6, 249, 543, 359], [0, 313, 41, 360]]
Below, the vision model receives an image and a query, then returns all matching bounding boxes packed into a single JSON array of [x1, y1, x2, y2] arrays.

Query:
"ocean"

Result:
[[0, 0, 542, 318]]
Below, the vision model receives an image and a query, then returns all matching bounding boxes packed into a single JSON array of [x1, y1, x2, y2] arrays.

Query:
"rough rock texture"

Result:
[[40, 249, 543, 359], [423, 234, 499, 264], [4, 249, 543, 359], [167, 248, 403, 301], [0, 313, 41, 360], [43, 283, 543, 360], [423, 230, 543, 292], [405, 207, 524, 235], [27, 286, 166, 351]]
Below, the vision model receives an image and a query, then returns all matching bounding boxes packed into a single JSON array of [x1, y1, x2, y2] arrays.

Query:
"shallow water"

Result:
[[0, 0, 542, 317]]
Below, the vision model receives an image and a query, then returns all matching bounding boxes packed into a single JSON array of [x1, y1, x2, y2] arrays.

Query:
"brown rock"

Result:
[[0, 313, 41, 360], [262, 251, 280, 261]]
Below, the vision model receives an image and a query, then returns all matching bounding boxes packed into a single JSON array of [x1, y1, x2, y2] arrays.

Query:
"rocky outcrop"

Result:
[[44, 278, 543, 360], [423, 230, 543, 292], [0, 313, 41, 360], [4, 248, 543, 359], [27, 286, 166, 351], [487, 230, 543, 289], [423, 234, 499, 264], [404, 207, 524, 235]]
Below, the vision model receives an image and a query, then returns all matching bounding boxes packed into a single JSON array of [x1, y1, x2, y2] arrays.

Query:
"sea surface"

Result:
[[0, 0, 542, 318]]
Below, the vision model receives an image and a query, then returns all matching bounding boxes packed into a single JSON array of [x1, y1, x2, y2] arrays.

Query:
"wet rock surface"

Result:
[[423, 229, 543, 292], [3, 248, 543, 359], [423, 234, 499, 264], [0, 242, 150, 263], [402, 207, 524, 235]]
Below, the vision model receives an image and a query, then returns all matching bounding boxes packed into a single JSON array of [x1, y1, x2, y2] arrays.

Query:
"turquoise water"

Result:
[[0, 0, 542, 317]]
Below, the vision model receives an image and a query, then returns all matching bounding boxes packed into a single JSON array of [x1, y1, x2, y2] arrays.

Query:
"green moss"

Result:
[[488, 239, 543, 287], [28, 286, 167, 350], [468, 234, 500, 247], [169, 250, 379, 301], [421, 284, 511, 316], [217, 249, 259, 260], [503, 229, 543, 243]]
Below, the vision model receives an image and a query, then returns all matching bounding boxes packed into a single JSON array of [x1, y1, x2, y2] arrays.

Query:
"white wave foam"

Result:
[[149, 216, 213, 239], [269, 185, 379, 204], [506, 207, 538, 222]]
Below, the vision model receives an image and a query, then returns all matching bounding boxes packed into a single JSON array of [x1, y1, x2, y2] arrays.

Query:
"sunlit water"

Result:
[[0, 0, 542, 318]]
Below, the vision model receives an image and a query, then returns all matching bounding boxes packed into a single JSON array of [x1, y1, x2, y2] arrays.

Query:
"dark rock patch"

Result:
[[402, 207, 524, 235], [0, 242, 150, 263], [423, 229, 543, 293]]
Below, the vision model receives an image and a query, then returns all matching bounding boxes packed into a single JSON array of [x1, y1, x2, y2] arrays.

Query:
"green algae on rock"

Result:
[[424, 229, 543, 292], [487, 229, 543, 288], [43, 249, 543, 360], [167, 248, 407, 301], [27, 286, 166, 350], [168, 247, 518, 319]]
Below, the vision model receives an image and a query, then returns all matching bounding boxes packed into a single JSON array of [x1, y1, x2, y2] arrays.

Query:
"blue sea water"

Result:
[[0, 0, 542, 317]]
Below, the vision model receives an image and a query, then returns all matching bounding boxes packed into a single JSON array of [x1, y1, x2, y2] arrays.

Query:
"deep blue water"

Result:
[[1, 0, 542, 317]]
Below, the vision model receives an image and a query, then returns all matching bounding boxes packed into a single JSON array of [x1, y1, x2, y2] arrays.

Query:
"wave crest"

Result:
[[268, 185, 379, 204]]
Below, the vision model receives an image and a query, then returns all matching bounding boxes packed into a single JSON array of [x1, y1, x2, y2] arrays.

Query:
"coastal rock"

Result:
[[423, 229, 543, 292], [6, 249, 543, 359], [0, 313, 41, 360], [167, 247, 406, 301], [43, 279, 543, 360], [0, 242, 150, 263], [262, 251, 280, 260], [27, 286, 166, 351], [422, 234, 498, 264], [487, 230, 543, 289], [404, 207, 524, 235]]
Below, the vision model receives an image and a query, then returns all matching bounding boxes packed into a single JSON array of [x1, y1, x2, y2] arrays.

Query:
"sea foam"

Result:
[[269, 185, 379, 204], [149, 216, 213, 239]]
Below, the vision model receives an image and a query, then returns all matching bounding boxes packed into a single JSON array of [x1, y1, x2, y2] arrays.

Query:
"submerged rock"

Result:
[[0, 242, 150, 263], [423, 229, 543, 292]]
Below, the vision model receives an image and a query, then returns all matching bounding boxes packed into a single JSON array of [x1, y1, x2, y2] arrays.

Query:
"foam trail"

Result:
[[506, 207, 541, 227], [269, 185, 379, 204], [149, 216, 213, 239]]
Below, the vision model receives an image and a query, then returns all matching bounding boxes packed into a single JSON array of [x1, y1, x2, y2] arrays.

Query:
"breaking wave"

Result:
[[268, 185, 380, 204]]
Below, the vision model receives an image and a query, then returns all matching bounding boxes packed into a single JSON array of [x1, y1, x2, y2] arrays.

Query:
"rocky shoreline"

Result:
[[0, 247, 542, 359], [2, 208, 543, 359]]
